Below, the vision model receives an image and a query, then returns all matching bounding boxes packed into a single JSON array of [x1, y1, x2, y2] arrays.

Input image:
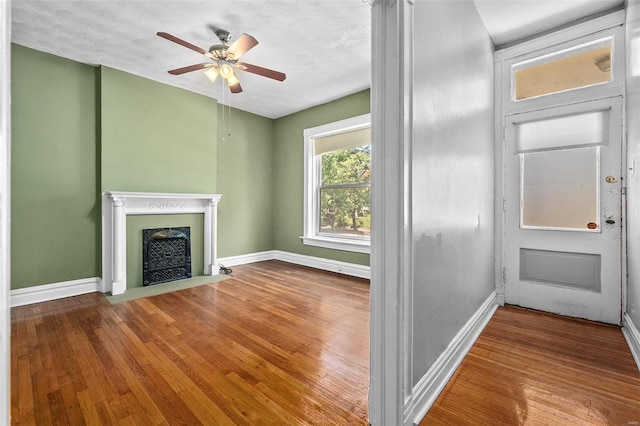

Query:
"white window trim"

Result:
[[301, 113, 371, 254], [497, 15, 625, 116]]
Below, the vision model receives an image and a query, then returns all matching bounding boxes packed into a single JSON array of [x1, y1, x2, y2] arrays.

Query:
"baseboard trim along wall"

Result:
[[11, 277, 101, 308], [408, 291, 498, 425], [218, 250, 371, 279], [217, 250, 278, 267], [623, 313, 640, 372], [274, 251, 370, 279], [11, 251, 370, 307]]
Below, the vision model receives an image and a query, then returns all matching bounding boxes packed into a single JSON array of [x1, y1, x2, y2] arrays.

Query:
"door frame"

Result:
[[494, 12, 627, 310], [369, 1, 414, 425], [0, 0, 10, 423]]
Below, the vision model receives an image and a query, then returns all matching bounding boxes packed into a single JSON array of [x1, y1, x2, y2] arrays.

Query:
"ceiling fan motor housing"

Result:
[[209, 44, 228, 58], [215, 29, 231, 44]]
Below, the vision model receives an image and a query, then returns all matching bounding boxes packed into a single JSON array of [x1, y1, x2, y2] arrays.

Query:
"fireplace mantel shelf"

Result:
[[107, 191, 222, 200], [102, 192, 223, 295]]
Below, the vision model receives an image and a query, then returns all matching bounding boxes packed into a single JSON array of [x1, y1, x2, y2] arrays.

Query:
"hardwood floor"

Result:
[[422, 305, 640, 425], [12, 262, 640, 425], [11, 261, 370, 425]]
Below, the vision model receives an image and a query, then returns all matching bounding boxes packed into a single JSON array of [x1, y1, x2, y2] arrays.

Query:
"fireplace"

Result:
[[143, 227, 192, 285], [102, 192, 222, 295]]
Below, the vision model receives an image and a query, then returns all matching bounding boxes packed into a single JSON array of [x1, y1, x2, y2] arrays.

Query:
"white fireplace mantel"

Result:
[[101, 191, 223, 295]]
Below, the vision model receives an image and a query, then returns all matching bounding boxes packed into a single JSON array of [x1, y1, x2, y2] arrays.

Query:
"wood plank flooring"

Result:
[[11, 261, 370, 425], [12, 261, 640, 425], [421, 305, 640, 425]]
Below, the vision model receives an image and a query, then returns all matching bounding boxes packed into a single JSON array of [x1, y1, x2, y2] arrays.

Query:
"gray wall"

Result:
[[626, 0, 640, 326], [411, 0, 495, 385]]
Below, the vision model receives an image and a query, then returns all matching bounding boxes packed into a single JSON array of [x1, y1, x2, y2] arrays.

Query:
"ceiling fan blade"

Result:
[[226, 34, 258, 60], [168, 63, 212, 75], [157, 32, 211, 57], [237, 62, 286, 81], [229, 82, 243, 94]]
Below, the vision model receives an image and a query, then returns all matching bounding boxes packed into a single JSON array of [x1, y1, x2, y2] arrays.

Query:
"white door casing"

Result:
[[504, 97, 623, 324], [0, 0, 10, 423]]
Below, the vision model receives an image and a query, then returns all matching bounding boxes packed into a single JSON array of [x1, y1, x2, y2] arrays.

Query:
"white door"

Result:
[[504, 97, 623, 325]]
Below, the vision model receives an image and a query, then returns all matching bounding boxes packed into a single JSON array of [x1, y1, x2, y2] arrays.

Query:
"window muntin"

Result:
[[512, 37, 613, 101]]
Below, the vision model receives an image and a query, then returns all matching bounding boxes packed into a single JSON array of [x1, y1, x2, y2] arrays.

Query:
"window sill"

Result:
[[300, 235, 370, 254]]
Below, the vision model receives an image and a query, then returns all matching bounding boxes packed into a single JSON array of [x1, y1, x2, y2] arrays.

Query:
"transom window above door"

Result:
[[302, 114, 371, 254], [511, 36, 613, 102]]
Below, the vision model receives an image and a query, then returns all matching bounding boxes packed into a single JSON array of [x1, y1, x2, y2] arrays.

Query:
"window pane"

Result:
[[513, 39, 612, 101], [319, 187, 370, 239], [521, 147, 599, 231], [321, 145, 371, 186], [516, 109, 610, 153]]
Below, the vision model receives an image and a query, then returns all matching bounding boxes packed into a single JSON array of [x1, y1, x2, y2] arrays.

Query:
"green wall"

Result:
[[273, 90, 371, 266], [100, 67, 219, 288], [11, 45, 100, 289], [10, 44, 370, 290], [217, 105, 274, 257], [126, 214, 204, 288], [100, 67, 218, 193]]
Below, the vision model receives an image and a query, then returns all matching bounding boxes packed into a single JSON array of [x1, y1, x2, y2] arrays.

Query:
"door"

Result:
[[504, 97, 623, 325]]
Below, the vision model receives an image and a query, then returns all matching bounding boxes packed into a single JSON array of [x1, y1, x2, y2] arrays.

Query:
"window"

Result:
[[512, 37, 613, 101], [302, 114, 371, 253], [509, 98, 617, 232]]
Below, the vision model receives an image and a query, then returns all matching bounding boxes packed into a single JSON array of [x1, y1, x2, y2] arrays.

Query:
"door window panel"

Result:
[[520, 147, 600, 231]]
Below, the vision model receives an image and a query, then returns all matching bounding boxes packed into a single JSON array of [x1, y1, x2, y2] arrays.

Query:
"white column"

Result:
[[111, 197, 126, 295], [369, 0, 414, 425], [209, 197, 220, 274], [204, 200, 213, 275]]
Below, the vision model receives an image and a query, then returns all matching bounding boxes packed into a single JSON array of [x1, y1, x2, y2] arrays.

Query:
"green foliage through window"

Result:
[[319, 145, 371, 239]]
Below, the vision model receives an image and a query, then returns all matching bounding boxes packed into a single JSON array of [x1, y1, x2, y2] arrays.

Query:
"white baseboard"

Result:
[[218, 250, 370, 279], [623, 313, 640, 373], [274, 250, 370, 279], [218, 251, 277, 267], [11, 277, 101, 308], [408, 291, 498, 425], [11, 250, 369, 307]]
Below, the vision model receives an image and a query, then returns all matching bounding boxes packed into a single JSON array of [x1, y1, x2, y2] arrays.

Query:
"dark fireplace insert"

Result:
[[143, 227, 192, 286]]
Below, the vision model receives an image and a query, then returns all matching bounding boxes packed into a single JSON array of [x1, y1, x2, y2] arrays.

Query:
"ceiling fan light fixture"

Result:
[[220, 64, 234, 80], [204, 67, 219, 83], [227, 75, 239, 86]]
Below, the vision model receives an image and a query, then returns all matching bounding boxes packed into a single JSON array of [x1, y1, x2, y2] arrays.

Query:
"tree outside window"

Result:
[[302, 113, 371, 253], [319, 145, 370, 239]]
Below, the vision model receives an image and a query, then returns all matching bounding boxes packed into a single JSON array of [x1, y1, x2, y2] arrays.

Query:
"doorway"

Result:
[[497, 24, 626, 325], [504, 97, 623, 324]]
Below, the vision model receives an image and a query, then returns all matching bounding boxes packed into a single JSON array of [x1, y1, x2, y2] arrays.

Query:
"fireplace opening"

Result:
[[143, 227, 192, 286]]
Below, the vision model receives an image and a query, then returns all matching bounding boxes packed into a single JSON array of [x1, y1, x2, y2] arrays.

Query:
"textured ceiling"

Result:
[[11, 1, 625, 119], [11, 1, 371, 119]]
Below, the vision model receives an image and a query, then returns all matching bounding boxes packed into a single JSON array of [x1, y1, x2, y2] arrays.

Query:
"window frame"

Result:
[[301, 113, 371, 254], [501, 25, 624, 116], [511, 36, 614, 102]]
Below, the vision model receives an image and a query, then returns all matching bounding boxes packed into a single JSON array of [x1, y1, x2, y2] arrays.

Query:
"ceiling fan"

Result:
[[157, 29, 286, 94]]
